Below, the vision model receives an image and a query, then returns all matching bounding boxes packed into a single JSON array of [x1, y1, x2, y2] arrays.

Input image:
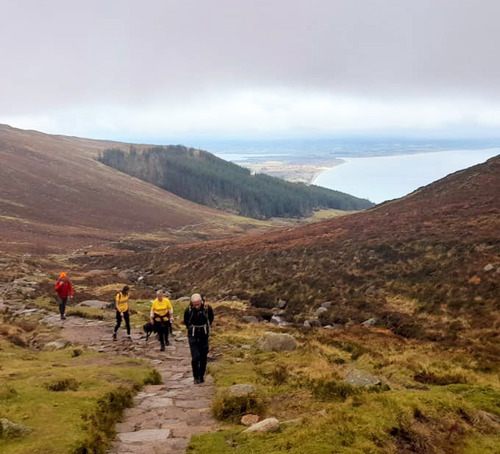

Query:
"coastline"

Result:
[[238, 158, 346, 184]]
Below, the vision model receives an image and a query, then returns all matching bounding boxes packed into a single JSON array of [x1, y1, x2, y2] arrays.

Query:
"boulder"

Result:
[[243, 417, 279, 434], [77, 300, 109, 309], [43, 340, 69, 351], [259, 332, 297, 351], [228, 384, 257, 397], [277, 299, 287, 309], [242, 316, 259, 324], [361, 318, 377, 327], [303, 320, 312, 328], [241, 414, 260, 426], [176, 296, 191, 302], [0, 418, 31, 439], [316, 307, 328, 316], [483, 263, 495, 272], [344, 368, 381, 387], [320, 301, 332, 309], [87, 269, 107, 276]]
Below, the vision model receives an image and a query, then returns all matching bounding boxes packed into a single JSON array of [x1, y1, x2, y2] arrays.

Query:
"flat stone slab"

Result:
[[175, 399, 211, 409], [117, 429, 171, 443], [344, 368, 381, 387], [137, 398, 174, 409]]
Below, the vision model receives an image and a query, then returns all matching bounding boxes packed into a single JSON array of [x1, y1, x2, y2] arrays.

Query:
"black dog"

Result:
[[143, 322, 155, 341]]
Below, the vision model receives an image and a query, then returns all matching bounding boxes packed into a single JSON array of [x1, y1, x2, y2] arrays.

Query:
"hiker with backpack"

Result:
[[113, 285, 131, 341], [183, 293, 214, 384], [150, 290, 173, 351], [54, 272, 74, 320]]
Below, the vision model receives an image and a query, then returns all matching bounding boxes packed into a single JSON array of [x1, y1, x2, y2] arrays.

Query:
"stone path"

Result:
[[6, 301, 217, 454]]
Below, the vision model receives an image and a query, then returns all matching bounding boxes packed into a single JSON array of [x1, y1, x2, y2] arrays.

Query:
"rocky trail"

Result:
[[1, 295, 217, 454]]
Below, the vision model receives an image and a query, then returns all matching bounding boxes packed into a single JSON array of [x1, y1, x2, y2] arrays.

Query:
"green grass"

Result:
[[189, 304, 500, 453], [0, 341, 153, 454]]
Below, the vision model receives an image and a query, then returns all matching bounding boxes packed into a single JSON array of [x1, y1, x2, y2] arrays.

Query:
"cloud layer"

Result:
[[1, 0, 499, 138]]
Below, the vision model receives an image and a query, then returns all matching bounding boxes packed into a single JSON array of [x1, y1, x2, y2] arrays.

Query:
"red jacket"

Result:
[[55, 279, 74, 298]]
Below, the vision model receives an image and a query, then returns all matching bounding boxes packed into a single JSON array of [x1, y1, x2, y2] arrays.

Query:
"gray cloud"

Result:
[[1, 0, 499, 135]]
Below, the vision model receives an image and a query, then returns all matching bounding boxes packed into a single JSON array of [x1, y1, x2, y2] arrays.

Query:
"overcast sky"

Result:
[[1, 0, 499, 141]]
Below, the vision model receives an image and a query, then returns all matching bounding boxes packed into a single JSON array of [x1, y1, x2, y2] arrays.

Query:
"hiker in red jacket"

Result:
[[55, 272, 74, 320]]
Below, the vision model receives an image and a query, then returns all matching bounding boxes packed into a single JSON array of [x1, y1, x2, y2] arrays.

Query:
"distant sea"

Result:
[[197, 138, 500, 204], [313, 148, 500, 204]]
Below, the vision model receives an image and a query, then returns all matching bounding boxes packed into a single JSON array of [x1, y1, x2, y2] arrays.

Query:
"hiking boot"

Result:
[[61, 315, 66, 320], [127, 335, 132, 341], [199, 377, 205, 383], [160, 344, 165, 352], [165, 339, 170, 346], [112, 332, 117, 341], [194, 378, 201, 384]]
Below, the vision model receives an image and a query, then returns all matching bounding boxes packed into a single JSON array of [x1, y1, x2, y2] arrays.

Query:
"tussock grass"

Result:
[[191, 300, 500, 453]]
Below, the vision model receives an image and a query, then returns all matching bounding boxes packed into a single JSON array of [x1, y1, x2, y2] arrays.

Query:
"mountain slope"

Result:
[[0, 125, 231, 252], [127, 155, 500, 356], [98, 146, 373, 219]]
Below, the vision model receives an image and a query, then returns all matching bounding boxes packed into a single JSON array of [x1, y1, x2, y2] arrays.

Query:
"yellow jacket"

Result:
[[115, 292, 129, 312], [150, 297, 173, 318]]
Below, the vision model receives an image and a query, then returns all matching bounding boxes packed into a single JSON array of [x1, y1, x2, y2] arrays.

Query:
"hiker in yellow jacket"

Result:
[[113, 285, 131, 341], [150, 290, 173, 351]]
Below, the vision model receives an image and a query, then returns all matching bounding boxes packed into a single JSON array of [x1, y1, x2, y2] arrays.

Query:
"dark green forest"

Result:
[[98, 146, 373, 219]]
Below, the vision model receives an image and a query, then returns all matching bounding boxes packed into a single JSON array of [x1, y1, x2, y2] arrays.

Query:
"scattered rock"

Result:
[[277, 299, 287, 309], [228, 384, 257, 397], [483, 263, 495, 272], [77, 300, 109, 309], [242, 316, 259, 324], [364, 285, 377, 296], [303, 320, 312, 328], [176, 296, 191, 302], [241, 414, 260, 426], [344, 368, 381, 387], [323, 324, 343, 330], [316, 307, 328, 316], [0, 418, 31, 439], [243, 417, 280, 434], [320, 301, 332, 309], [361, 318, 377, 327], [43, 340, 69, 351], [259, 332, 297, 351]]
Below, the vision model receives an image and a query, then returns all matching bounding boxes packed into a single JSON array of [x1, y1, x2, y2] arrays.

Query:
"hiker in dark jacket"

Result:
[[183, 293, 214, 384]]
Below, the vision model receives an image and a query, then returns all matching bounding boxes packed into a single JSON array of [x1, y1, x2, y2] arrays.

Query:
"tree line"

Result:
[[98, 146, 373, 219]]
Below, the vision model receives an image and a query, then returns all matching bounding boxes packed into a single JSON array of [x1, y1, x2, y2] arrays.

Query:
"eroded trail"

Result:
[[43, 313, 217, 454]]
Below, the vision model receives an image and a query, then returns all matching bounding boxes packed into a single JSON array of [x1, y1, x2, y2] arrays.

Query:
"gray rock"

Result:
[[0, 418, 31, 439], [270, 315, 282, 325], [361, 318, 377, 327], [303, 320, 312, 328], [259, 332, 297, 351], [483, 263, 495, 272], [77, 300, 109, 309], [176, 296, 191, 302], [344, 368, 381, 387], [43, 340, 69, 351], [316, 307, 328, 316], [117, 429, 171, 443], [228, 384, 257, 397], [117, 269, 136, 281], [320, 301, 332, 309], [243, 417, 280, 434], [242, 316, 259, 324], [277, 299, 287, 309]]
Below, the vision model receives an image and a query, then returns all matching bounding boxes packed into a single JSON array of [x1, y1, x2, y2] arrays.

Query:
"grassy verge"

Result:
[[188, 302, 500, 453], [0, 340, 155, 454]]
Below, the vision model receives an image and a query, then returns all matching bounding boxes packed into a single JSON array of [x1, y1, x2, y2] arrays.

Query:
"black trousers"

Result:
[[154, 321, 169, 347], [188, 335, 209, 380], [114, 310, 130, 335], [58, 296, 68, 316]]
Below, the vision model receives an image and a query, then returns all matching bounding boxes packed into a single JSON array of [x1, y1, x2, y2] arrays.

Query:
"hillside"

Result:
[[0, 125, 275, 253], [98, 146, 373, 219], [116, 155, 500, 357]]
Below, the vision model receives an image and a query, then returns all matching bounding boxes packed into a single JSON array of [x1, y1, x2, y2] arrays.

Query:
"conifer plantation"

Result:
[[98, 146, 373, 219]]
